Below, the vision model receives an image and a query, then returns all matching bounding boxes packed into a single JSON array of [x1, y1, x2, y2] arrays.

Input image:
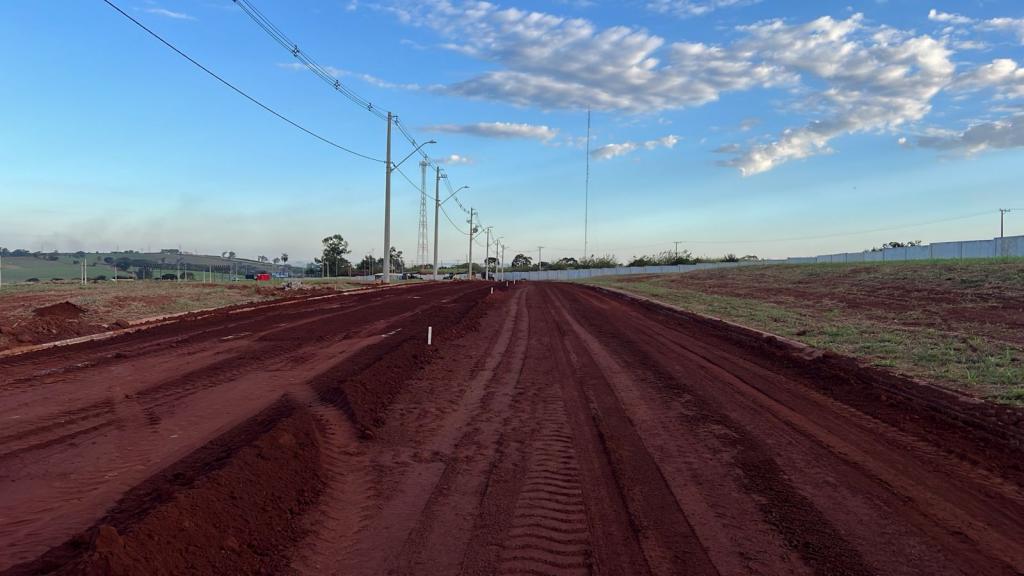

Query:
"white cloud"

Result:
[[928, 9, 973, 25], [646, 0, 760, 18], [720, 14, 954, 175], [144, 7, 195, 20], [591, 134, 679, 160], [953, 58, 1024, 99], [423, 122, 558, 141], [979, 17, 1024, 44], [916, 114, 1024, 153], [434, 153, 474, 165], [395, 1, 793, 113]]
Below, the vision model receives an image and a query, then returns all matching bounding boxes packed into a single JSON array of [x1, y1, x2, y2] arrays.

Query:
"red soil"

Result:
[[2, 281, 1022, 575]]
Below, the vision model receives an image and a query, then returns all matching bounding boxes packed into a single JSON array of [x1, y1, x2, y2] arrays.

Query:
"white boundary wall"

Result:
[[486, 234, 1024, 282]]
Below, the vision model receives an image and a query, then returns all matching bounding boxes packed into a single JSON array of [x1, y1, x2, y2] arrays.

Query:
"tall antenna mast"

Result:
[[417, 160, 430, 268], [584, 107, 591, 260]]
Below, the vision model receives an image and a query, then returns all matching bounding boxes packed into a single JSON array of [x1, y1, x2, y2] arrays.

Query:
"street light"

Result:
[[384, 132, 436, 283], [433, 166, 471, 280]]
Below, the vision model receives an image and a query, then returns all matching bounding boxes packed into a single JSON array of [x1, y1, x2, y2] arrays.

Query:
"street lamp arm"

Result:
[[441, 185, 469, 206], [392, 140, 437, 170]]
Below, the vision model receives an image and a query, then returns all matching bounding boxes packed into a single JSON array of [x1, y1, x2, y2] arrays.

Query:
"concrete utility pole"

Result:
[[383, 111, 393, 284], [501, 244, 506, 281], [467, 208, 475, 280], [1001, 209, 1013, 238], [674, 241, 681, 258], [433, 167, 441, 279], [0, 249, 3, 289], [434, 176, 470, 281], [484, 227, 492, 280], [538, 246, 544, 272], [383, 116, 435, 284]]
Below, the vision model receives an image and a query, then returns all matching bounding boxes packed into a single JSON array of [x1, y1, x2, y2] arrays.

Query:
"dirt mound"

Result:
[[33, 301, 85, 319], [3, 398, 324, 576], [0, 302, 100, 349]]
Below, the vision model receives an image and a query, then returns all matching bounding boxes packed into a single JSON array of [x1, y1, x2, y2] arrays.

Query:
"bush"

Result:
[[51, 277, 63, 281], [26, 277, 39, 283], [160, 273, 178, 281], [94, 275, 108, 281]]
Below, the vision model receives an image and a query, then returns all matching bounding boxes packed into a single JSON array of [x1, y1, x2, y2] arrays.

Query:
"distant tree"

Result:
[[221, 251, 228, 258], [355, 254, 378, 276], [871, 240, 923, 252], [114, 257, 133, 272], [273, 257, 281, 268], [389, 247, 404, 272], [281, 253, 289, 266], [550, 257, 579, 270], [103, 256, 115, 264], [228, 251, 236, 259], [511, 254, 533, 269], [73, 251, 86, 259], [321, 235, 352, 277], [579, 254, 619, 268], [257, 255, 268, 263]]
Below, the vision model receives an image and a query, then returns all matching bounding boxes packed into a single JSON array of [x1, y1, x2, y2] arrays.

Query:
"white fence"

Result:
[[491, 234, 1024, 282]]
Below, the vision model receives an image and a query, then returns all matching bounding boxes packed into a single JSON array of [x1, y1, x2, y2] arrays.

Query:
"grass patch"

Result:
[[586, 264, 1024, 404]]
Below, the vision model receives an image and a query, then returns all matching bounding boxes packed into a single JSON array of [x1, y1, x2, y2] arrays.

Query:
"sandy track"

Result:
[[2, 282, 1023, 575]]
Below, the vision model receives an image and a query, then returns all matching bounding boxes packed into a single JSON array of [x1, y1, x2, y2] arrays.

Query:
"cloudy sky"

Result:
[[2, 0, 1023, 262]]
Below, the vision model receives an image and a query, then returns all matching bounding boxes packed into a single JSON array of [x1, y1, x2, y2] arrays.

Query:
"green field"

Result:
[[0, 252, 294, 284], [584, 259, 1024, 404]]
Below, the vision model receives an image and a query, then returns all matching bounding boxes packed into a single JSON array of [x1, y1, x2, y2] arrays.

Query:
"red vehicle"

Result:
[[255, 273, 271, 281]]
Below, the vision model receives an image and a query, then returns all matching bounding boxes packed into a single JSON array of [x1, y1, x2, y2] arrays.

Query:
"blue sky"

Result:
[[2, 0, 1023, 263]]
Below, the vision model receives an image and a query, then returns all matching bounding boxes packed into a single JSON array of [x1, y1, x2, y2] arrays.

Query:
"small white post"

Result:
[[490, 287, 494, 294], [427, 326, 433, 346]]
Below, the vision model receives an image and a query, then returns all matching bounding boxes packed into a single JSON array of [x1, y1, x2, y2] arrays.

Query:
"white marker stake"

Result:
[[490, 287, 494, 295], [427, 326, 433, 346]]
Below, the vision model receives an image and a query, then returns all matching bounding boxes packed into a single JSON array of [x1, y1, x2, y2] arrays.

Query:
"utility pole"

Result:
[[1001, 208, 1012, 238], [538, 246, 544, 272], [484, 227, 492, 280], [674, 241, 681, 258], [383, 111, 393, 284], [467, 208, 475, 280], [585, 107, 591, 261], [433, 167, 441, 279], [501, 244, 506, 281], [0, 249, 3, 289]]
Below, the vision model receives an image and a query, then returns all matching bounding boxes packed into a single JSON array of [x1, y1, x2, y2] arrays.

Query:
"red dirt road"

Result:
[[2, 282, 1023, 575]]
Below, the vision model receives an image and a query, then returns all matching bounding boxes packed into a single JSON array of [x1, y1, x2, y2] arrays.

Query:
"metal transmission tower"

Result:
[[417, 160, 430, 267]]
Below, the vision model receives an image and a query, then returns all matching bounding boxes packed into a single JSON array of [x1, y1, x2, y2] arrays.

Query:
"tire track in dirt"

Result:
[[557, 283, 1024, 576], [372, 288, 530, 576], [494, 397, 591, 576], [0, 283, 486, 572]]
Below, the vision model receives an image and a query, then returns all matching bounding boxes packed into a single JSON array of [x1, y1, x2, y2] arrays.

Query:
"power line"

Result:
[[232, 0, 433, 163], [101, 0, 384, 163], [233, 0, 385, 118]]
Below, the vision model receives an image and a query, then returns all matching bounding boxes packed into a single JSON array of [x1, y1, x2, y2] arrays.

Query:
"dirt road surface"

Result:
[[2, 282, 1023, 575]]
